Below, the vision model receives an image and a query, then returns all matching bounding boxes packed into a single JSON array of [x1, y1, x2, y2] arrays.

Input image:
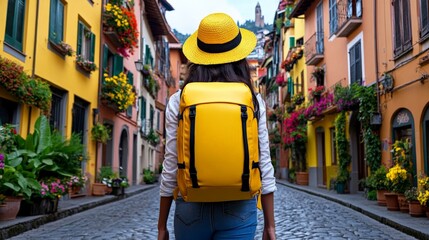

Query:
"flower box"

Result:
[[101, 98, 122, 113], [103, 30, 123, 49], [49, 41, 68, 56]]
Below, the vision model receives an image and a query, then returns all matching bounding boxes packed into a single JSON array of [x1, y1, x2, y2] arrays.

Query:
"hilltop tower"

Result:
[[255, 2, 265, 28]]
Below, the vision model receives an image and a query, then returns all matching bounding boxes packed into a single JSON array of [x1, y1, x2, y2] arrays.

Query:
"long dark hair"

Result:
[[182, 59, 259, 113]]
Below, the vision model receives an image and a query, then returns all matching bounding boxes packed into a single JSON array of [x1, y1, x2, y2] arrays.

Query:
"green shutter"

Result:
[[127, 71, 133, 85], [49, 0, 57, 42], [150, 105, 154, 129], [140, 97, 146, 121], [5, 0, 25, 50], [126, 71, 134, 116], [90, 32, 96, 62], [289, 37, 295, 48], [102, 44, 109, 81], [113, 55, 123, 75], [77, 22, 83, 55], [16, 0, 25, 49], [57, 2, 64, 42]]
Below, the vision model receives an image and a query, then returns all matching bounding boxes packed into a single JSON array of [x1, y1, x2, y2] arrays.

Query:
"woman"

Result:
[[158, 12, 277, 240]]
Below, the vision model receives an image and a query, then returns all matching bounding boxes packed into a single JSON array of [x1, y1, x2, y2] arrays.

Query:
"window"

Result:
[[77, 21, 95, 62], [102, 44, 123, 77], [0, 97, 18, 125], [72, 96, 89, 144], [49, 0, 64, 44], [150, 105, 154, 130], [393, 0, 412, 56], [140, 96, 147, 133], [5, 0, 26, 51], [329, 0, 338, 36], [144, 45, 153, 66], [420, 0, 429, 38], [316, 3, 324, 54], [349, 40, 362, 85], [49, 88, 66, 133]]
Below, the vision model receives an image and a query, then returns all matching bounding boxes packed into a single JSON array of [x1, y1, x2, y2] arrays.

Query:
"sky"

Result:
[[165, 0, 280, 35]]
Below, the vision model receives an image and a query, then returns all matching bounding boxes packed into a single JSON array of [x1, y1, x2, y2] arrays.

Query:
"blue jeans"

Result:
[[174, 198, 257, 240]]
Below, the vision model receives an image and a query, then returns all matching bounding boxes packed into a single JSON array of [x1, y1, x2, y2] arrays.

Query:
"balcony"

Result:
[[335, 0, 362, 37], [305, 32, 324, 66]]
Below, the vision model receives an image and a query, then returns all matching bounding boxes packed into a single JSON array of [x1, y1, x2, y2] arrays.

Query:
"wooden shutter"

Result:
[[126, 72, 134, 117], [421, 0, 429, 37], [90, 32, 96, 62], [355, 41, 362, 85], [350, 44, 356, 84], [393, 0, 402, 55], [57, 1, 64, 42], [289, 37, 295, 48], [113, 55, 123, 75], [16, 0, 25, 49], [49, 0, 57, 42], [402, 0, 412, 50], [77, 22, 83, 55], [140, 97, 146, 122], [102, 44, 109, 80]]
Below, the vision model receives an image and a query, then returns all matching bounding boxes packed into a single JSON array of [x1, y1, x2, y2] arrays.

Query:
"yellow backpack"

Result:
[[175, 82, 261, 203]]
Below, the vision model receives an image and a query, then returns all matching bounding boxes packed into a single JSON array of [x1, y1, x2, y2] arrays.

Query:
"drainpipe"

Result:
[[28, 0, 40, 134], [374, 0, 380, 114]]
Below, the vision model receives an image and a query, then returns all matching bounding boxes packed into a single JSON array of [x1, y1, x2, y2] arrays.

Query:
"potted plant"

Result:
[[143, 169, 156, 184], [111, 177, 129, 196], [385, 164, 411, 211], [101, 72, 137, 112], [417, 174, 429, 217], [333, 84, 359, 112], [0, 56, 52, 114], [91, 123, 111, 144], [93, 166, 114, 196], [366, 165, 388, 206], [75, 55, 97, 72], [292, 93, 304, 106], [308, 85, 325, 102], [312, 66, 325, 85], [103, 2, 138, 57], [405, 187, 425, 217], [19, 178, 67, 215], [67, 174, 88, 195], [145, 129, 160, 146]]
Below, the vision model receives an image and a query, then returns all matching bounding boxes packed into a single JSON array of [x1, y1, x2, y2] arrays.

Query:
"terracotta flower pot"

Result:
[[296, 172, 309, 186], [397, 194, 409, 213], [384, 192, 399, 211], [376, 189, 387, 206], [0, 196, 23, 221], [408, 200, 424, 217], [92, 183, 107, 196]]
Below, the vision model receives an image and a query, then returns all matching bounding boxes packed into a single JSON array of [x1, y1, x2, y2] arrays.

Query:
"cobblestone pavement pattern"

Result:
[[10, 184, 416, 240]]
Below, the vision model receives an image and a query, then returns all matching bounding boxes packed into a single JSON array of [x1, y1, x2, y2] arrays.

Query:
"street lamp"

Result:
[[135, 60, 144, 72]]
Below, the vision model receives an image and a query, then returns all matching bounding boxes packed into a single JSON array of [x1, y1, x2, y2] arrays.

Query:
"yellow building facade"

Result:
[[0, 0, 101, 180]]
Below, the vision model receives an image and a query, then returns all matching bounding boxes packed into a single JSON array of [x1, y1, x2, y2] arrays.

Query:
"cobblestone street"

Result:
[[10, 184, 416, 240]]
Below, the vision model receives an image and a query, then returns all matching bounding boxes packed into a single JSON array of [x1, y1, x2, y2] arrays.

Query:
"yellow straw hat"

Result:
[[182, 13, 257, 65]]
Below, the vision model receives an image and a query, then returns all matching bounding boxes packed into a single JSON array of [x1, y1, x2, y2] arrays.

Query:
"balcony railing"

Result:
[[305, 32, 324, 66], [336, 0, 362, 37]]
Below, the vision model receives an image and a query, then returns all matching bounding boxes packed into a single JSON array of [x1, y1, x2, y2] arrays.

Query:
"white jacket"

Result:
[[159, 91, 277, 197]]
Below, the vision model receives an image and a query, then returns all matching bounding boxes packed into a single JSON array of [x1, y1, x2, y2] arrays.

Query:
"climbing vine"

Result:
[[355, 85, 381, 172], [335, 111, 351, 183]]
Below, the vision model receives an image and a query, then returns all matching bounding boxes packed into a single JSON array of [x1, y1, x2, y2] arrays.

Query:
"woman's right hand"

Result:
[[262, 227, 276, 240], [158, 229, 169, 240]]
